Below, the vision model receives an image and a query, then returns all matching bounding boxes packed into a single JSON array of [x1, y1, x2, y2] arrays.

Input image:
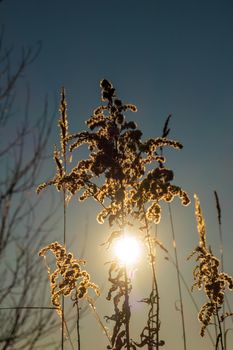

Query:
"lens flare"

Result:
[[113, 235, 141, 266]]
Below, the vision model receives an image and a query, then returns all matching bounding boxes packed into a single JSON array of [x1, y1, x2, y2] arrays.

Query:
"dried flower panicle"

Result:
[[39, 241, 100, 316], [59, 87, 68, 154], [36, 88, 70, 197], [64, 79, 190, 229], [37, 80, 189, 228], [188, 195, 233, 336], [37, 79, 190, 232]]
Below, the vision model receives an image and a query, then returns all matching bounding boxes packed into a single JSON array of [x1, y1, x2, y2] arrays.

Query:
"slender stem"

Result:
[[148, 225, 158, 350], [147, 236, 159, 350], [87, 297, 112, 345], [168, 204, 187, 350], [120, 180, 131, 349], [64, 317, 75, 350], [62, 118, 67, 350], [166, 254, 215, 348], [216, 308, 224, 350], [214, 191, 226, 349], [61, 186, 66, 350], [214, 314, 219, 350], [76, 293, 81, 350], [124, 265, 131, 350], [149, 275, 155, 350], [153, 224, 159, 350], [143, 208, 160, 350], [153, 272, 160, 350]]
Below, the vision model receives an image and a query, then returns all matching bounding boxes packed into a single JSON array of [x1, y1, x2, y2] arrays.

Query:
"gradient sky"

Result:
[[2, 1, 233, 349]]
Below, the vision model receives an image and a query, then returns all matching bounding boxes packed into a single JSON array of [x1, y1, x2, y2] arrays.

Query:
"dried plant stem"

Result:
[[61, 129, 67, 349], [144, 209, 160, 350], [214, 191, 226, 349], [61, 86, 68, 350], [148, 248, 160, 350], [168, 204, 187, 350], [153, 225, 160, 350], [214, 314, 219, 350], [61, 185, 66, 350], [62, 127, 67, 350], [152, 273, 160, 350], [121, 194, 131, 350], [124, 266, 131, 350], [75, 292, 81, 350], [216, 307, 224, 350], [214, 192, 233, 350]]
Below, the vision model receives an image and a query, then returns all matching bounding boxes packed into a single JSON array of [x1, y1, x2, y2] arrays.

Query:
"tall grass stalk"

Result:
[[61, 184, 66, 350], [216, 308, 224, 350], [168, 204, 187, 350], [159, 115, 186, 350], [124, 266, 131, 350], [151, 224, 158, 350], [60, 87, 68, 350], [74, 293, 81, 350], [214, 191, 233, 349], [121, 199, 131, 350], [214, 191, 225, 350]]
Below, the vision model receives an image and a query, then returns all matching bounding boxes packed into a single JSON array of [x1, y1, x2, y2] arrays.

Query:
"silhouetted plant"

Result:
[[37, 79, 191, 350], [48, 79, 190, 226], [57, 79, 190, 349], [188, 194, 233, 350]]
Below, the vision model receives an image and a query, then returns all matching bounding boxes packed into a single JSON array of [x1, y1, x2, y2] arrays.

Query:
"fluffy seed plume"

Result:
[[39, 241, 100, 316]]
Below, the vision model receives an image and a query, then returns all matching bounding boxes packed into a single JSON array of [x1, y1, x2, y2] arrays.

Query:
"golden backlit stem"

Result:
[[75, 292, 81, 350], [121, 197, 131, 350], [124, 264, 131, 350], [168, 203, 187, 350], [214, 191, 227, 350], [60, 87, 67, 350]]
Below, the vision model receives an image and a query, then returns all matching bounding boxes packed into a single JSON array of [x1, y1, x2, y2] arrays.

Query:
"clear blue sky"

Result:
[[2, 1, 233, 349]]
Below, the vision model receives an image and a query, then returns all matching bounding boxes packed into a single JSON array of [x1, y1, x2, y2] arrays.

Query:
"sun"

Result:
[[113, 234, 141, 266]]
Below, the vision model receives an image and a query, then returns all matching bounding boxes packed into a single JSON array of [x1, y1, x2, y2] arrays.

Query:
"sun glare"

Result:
[[113, 235, 141, 266]]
